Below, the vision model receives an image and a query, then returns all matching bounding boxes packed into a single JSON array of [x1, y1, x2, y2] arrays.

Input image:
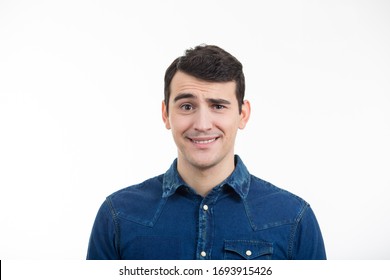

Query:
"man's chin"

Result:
[[186, 155, 220, 171]]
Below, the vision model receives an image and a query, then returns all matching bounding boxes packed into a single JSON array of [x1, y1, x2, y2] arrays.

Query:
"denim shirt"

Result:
[[87, 155, 326, 260]]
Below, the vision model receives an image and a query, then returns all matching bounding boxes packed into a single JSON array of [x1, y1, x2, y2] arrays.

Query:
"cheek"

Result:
[[171, 122, 185, 138], [170, 117, 190, 135], [215, 117, 240, 134]]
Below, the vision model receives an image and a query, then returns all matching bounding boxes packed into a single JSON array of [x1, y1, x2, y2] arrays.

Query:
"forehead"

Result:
[[170, 71, 236, 100]]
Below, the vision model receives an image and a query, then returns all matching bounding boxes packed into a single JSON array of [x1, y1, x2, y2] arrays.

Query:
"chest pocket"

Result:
[[224, 240, 273, 260]]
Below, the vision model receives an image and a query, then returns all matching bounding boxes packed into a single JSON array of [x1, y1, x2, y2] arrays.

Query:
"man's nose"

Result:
[[193, 107, 213, 131]]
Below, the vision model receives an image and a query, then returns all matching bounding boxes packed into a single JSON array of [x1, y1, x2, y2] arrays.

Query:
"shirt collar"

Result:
[[162, 155, 251, 199]]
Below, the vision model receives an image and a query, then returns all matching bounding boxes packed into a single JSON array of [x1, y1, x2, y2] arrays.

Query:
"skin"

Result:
[[162, 71, 251, 196]]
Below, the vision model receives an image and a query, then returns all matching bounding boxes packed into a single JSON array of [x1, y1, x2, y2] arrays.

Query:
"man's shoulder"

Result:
[[246, 175, 309, 230], [109, 174, 164, 200], [249, 175, 307, 204], [102, 174, 165, 226]]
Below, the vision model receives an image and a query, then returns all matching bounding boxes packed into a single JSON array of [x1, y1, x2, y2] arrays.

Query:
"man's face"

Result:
[[162, 71, 250, 171]]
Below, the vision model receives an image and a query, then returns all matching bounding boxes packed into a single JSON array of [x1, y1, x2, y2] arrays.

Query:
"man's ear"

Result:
[[162, 101, 171, 129], [239, 100, 251, 129]]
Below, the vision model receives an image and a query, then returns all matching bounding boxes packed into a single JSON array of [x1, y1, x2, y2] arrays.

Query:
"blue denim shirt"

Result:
[[87, 155, 326, 260]]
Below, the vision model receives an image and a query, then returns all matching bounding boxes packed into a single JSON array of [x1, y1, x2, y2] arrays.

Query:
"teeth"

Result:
[[192, 138, 217, 144]]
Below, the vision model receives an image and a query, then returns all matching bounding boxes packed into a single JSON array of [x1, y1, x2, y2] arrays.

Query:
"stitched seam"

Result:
[[288, 202, 308, 259], [106, 198, 122, 258], [150, 197, 168, 226], [243, 198, 257, 231]]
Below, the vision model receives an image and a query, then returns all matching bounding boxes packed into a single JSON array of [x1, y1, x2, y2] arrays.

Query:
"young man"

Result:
[[87, 45, 326, 260]]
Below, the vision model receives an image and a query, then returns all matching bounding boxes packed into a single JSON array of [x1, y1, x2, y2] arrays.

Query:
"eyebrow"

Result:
[[207, 98, 231, 105], [173, 93, 231, 105], [173, 93, 196, 103]]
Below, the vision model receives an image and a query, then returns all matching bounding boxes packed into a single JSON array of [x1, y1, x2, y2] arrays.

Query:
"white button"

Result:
[[201, 251, 207, 257], [246, 250, 252, 256], [203, 205, 209, 211]]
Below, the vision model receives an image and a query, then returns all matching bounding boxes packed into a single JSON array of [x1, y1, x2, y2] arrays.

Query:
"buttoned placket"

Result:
[[196, 200, 211, 259], [195, 187, 224, 260]]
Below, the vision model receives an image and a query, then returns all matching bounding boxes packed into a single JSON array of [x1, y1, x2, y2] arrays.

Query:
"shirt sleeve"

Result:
[[86, 199, 120, 260], [291, 204, 327, 260]]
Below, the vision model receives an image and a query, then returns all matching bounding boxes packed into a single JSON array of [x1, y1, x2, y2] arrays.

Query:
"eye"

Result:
[[180, 103, 194, 111], [213, 104, 226, 110]]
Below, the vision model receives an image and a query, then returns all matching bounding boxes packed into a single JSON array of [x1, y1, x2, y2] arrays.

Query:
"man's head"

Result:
[[164, 44, 245, 114], [162, 45, 250, 173]]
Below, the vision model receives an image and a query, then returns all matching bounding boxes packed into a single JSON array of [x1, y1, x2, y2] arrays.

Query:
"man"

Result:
[[87, 44, 326, 260]]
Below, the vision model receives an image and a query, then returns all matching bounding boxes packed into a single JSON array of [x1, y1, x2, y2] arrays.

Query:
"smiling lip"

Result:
[[187, 136, 220, 145]]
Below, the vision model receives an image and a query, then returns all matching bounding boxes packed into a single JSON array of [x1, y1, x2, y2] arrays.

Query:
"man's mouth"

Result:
[[190, 138, 218, 144], [187, 136, 220, 145]]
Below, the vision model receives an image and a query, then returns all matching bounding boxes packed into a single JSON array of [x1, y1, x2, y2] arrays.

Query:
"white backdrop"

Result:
[[0, 0, 389, 259]]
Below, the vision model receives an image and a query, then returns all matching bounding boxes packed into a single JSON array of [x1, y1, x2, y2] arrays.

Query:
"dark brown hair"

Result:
[[164, 44, 245, 113]]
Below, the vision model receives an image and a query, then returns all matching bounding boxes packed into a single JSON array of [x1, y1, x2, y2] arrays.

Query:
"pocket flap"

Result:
[[224, 240, 273, 260]]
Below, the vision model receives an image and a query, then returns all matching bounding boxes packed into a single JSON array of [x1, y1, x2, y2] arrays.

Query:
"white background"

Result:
[[0, 0, 389, 260]]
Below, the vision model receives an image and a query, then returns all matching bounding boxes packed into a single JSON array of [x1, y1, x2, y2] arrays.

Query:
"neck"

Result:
[[177, 156, 235, 197]]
